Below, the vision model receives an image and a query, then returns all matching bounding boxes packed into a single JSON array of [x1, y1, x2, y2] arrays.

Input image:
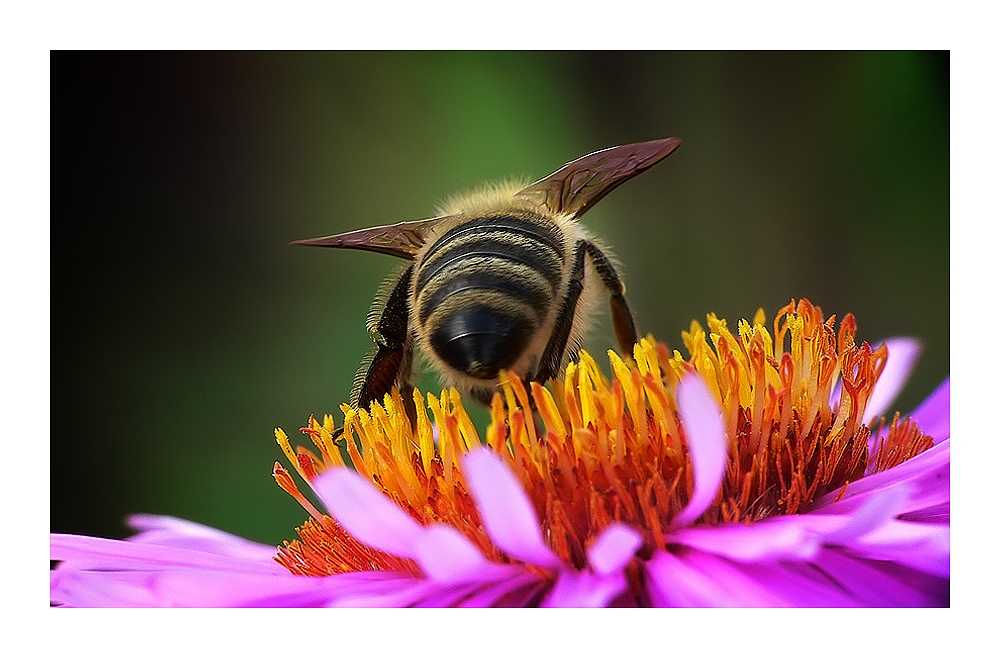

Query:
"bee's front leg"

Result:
[[352, 265, 415, 424]]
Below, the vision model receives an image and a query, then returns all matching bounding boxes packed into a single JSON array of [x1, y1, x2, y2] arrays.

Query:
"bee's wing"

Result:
[[515, 138, 681, 220], [290, 215, 456, 260]]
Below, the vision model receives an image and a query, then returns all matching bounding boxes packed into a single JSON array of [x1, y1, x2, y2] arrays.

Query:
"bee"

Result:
[[293, 138, 681, 416]]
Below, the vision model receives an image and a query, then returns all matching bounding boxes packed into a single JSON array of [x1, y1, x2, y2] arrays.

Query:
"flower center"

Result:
[[273, 299, 933, 575]]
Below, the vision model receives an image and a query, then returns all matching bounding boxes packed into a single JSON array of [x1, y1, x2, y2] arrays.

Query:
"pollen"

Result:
[[274, 299, 934, 575]]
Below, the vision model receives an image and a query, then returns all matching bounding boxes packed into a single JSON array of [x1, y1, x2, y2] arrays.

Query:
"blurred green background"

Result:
[[51, 51, 948, 546]]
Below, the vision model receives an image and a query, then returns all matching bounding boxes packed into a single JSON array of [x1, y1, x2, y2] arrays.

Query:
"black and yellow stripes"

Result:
[[413, 212, 567, 379]]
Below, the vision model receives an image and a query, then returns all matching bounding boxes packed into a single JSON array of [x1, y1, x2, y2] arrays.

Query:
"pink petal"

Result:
[[806, 549, 949, 606], [866, 374, 948, 466], [315, 465, 532, 587], [865, 337, 921, 420], [818, 481, 913, 545], [646, 550, 806, 607], [51, 533, 286, 575], [413, 582, 489, 607], [145, 571, 350, 608], [51, 569, 168, 607], [672, 375, 728, 527], [587, 523, 642, 576], [670, 515, 825, 562], [809, 480, 949, 578], [460, 449, 563, 569], [671, 481, 945, 572], [413, 525, 517, 584], [843, 519, 950, 577], [51, 567, 402, 608], [900, 502, 949, 523], [650, 548, 905, 607], [312, 467, 424, 559], [327, 580, 443, 607], [316, 571, 427, 606], [910, 377, 950, 442], [811, 437, 950, 517], [457, 572, 546, 607], [124, 514, 280, 563], [541, 570, 627, 608], [807, 483, 948, 577]]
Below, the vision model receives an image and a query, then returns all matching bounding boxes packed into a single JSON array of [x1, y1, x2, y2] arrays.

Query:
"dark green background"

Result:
[[51, 52, 948, 546]]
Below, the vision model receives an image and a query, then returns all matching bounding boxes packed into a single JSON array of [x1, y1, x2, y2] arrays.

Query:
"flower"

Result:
[[51, 299, 949, 607]]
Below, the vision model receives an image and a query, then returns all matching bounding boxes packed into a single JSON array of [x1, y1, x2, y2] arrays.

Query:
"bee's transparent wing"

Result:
[[515, 138, 681, 220], [290, 215, 456, 260], [291, 139, 680, 256]]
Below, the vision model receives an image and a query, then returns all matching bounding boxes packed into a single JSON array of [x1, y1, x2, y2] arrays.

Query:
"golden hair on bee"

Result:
[[292, 138, 681, 416], [434, 179, 532, 218]]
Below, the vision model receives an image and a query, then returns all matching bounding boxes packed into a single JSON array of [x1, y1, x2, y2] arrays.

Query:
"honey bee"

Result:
[[293, 138, 681, 415]]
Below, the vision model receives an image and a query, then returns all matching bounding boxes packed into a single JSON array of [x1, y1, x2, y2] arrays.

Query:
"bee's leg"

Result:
[[353, 265, 416, 426], [535, 239, 640, 386], [582, 241, 639, 357], [397, 348, 417, 428], [535, 242, 587, 383]]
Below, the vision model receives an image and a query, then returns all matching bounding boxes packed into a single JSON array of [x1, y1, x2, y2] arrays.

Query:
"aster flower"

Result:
[[50, 299, 949, 607]]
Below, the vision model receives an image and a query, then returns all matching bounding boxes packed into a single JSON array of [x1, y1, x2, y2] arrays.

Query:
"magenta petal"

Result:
[[317, 571, 428, 607], [541, 570, 627, 608], [819, 481, 913, 545], [672, 483, 945, 573], [811, 437, 949, 517], [51, 566, 401, 608], [328, 579, 444, 608], [458, 572, 546, 607], [807, 484, 948, 577], [414, 525, 517, 584], [141, 571, 346, 607], [51, 569, 168, 607], [124, 514, 281, 563], [646, 550, 801, 607], [806, 549, 949, 606], [865, 337, 922, 420], [312, 467, 424, 559], [910, 377, 950, 442], [672, 375, 728, 527], [413, 582, 489, 607], [845, 519, 950, 577], [867, 374, 948, 463], [51, 533, 286, 575], [413, 525, 486, 582], [587, 523, 642, 576], [648, 549, 878, 607], [900, 502, 949, 523], [461, 449, 562, 569], [807, 481, 949, 578], [670, 515, 826, 562]]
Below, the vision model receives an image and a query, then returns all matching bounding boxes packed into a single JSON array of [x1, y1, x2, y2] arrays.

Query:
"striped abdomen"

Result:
[[413, 212, 566, 380]]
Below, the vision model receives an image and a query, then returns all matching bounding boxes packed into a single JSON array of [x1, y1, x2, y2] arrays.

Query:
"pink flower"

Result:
[[51, 301, 949, 607]]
